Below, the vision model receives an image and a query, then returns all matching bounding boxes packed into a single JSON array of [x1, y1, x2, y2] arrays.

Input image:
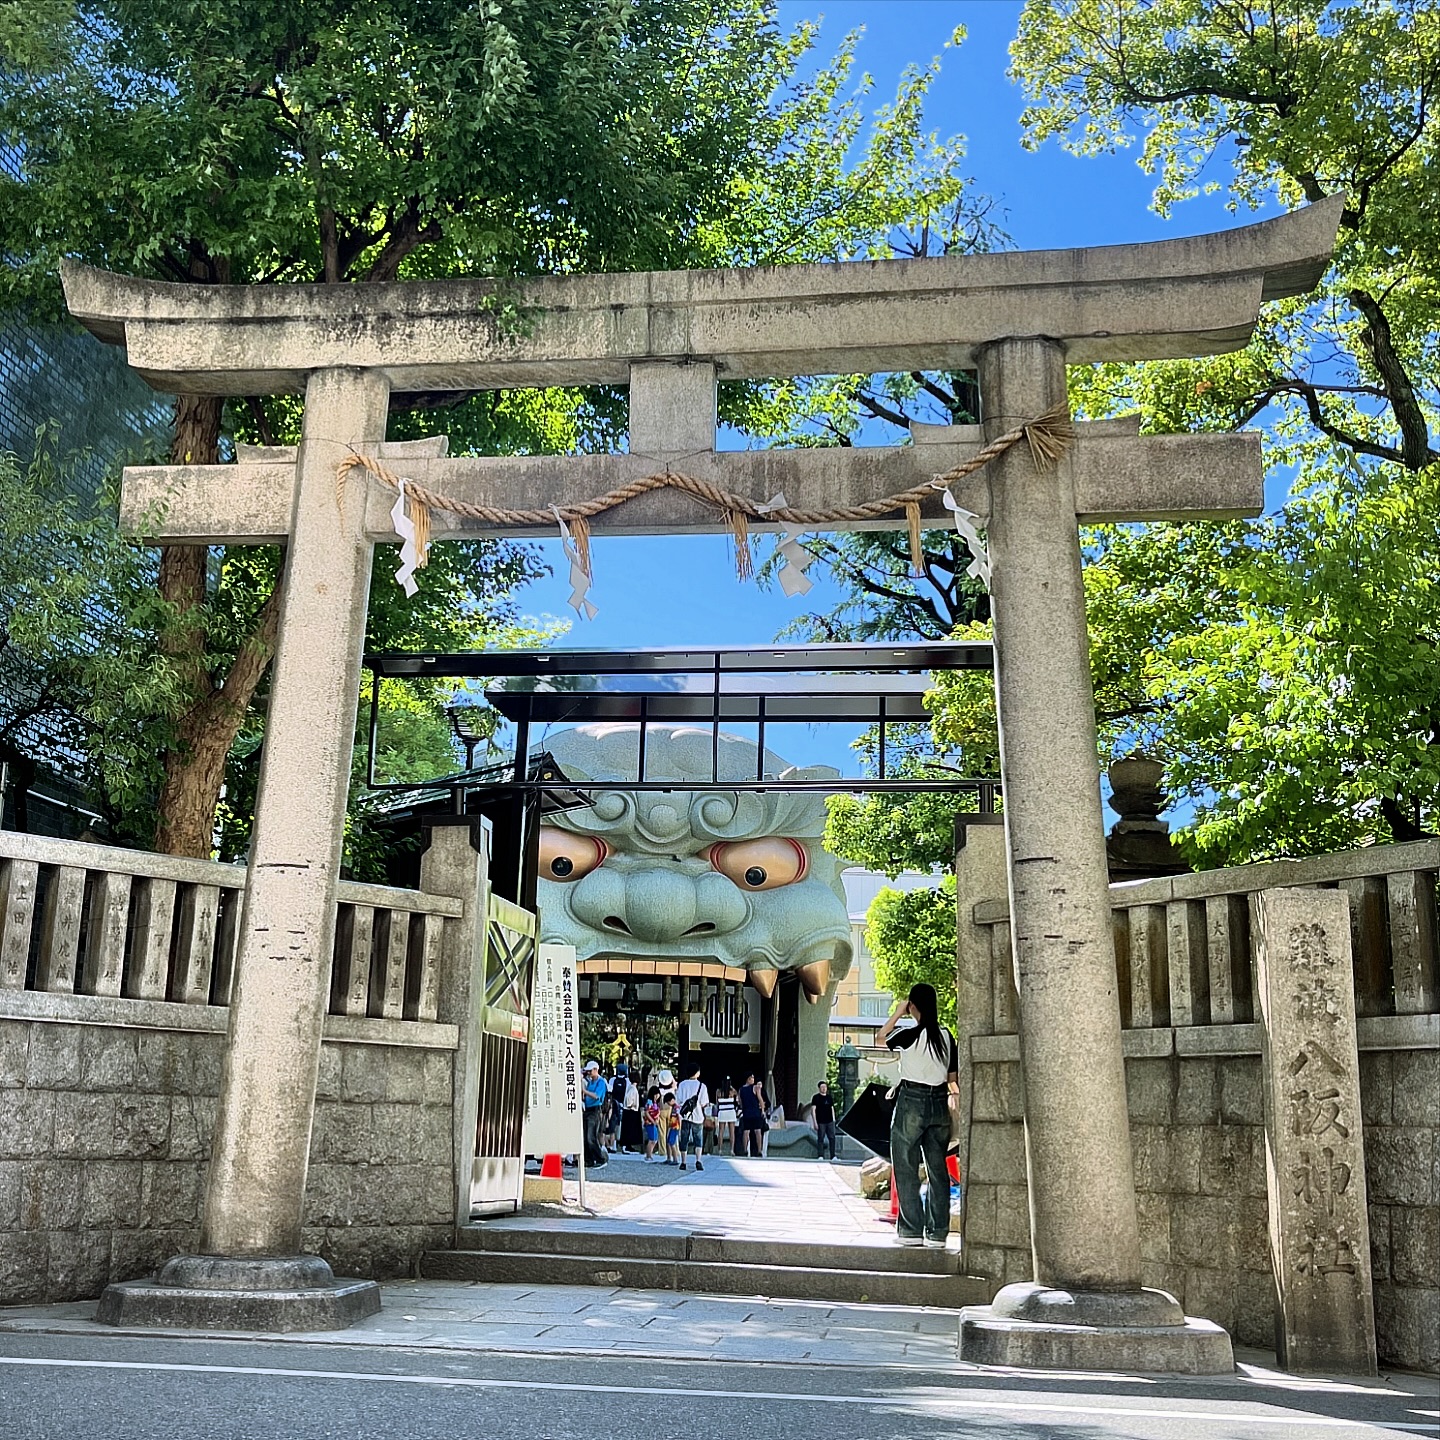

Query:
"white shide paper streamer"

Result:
[[938, 488, 991, 589], [756, 492, 815, 597], [390, 480, 421, 597]]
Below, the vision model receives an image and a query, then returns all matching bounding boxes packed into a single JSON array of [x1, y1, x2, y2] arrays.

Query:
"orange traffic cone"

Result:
[[541, 1153, 563, 1180], [887, 1174, 899, 1224]]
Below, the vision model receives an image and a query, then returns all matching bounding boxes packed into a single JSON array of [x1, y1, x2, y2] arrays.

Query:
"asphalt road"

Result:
[[0, 1332, 1435, 1440]]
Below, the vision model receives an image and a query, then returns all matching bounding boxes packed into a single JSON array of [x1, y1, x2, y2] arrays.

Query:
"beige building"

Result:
[[828, 866, 947, 1084]]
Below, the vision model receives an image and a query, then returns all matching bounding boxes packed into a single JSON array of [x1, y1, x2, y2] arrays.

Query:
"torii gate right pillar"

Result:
[[960, 338, 1231, 1370]]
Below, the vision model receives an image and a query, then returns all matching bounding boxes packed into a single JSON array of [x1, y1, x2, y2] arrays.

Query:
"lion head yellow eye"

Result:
[[539, 829, 608, 882], [708, 838, 808, 891]]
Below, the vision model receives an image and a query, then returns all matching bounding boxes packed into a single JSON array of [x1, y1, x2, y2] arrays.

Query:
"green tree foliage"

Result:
[[0, 443, 178, 839], [1007, 0, 1439, 858], [830, 2, 1438, 874], [1013, 0, 1436, 471], [215, 545, 558, 879], [864, 878, 958, 1028], [1078, 468, 1440, 862], [826, 787, 975, 878], [926, 465, 1440, 866], [0, 2, 993, 853]]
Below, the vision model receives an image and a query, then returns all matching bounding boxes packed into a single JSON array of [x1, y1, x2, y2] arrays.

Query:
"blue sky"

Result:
[[508, 0, 1257, 780]]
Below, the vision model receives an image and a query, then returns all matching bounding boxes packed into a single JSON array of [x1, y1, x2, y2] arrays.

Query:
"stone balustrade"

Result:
[[0, 826, 498, 1308], [0, 831, 462, 1028], [972, 839, 1439, 1036], [957, 833, 1440, 1373]]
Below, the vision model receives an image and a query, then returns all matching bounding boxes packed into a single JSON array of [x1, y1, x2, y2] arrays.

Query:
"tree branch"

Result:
[[1381, 793, 1435, 843], [366, 205, 442, 283], [1347, 288, 1435, 470], [856, 391, 913, 431], [1236, 376, 1437, 467]]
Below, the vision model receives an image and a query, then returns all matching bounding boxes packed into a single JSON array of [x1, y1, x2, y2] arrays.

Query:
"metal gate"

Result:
[[469, 892, 537, 1215]]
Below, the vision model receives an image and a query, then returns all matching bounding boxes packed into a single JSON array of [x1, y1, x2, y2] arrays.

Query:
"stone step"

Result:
[[421, 1247, 989, 1308], [453, 1222, 964, 1275]]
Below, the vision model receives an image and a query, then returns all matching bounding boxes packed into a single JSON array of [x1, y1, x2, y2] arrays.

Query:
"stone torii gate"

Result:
[[63, 197, 1340, 1364]]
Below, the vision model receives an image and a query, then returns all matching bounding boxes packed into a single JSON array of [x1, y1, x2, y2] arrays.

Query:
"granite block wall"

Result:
[[0, 1017, 457, 1306], [1359, 1048, 1440, 1375], [962, 1045, 1439, 1371]]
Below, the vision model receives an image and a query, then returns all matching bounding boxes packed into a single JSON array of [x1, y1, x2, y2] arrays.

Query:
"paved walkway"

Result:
[[540, 1153, 891, 1247], [1, 1159, 930, 1366], [0, 1280, 959, 1368]]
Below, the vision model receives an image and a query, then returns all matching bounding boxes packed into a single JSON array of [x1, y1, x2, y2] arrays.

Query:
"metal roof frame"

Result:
[[362, 640, 999, 801]]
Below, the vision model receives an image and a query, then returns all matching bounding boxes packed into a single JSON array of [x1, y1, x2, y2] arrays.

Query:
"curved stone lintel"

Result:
[[62, 198, 1343, 394]]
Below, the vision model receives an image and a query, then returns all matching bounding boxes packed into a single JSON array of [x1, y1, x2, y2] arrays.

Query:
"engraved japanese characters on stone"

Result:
[[1295, 1223, 1359, 1278], [1292, 1146, 1351, 1219]]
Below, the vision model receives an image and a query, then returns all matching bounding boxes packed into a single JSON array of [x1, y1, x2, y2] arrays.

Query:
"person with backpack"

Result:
[[673, 1064, 709, 1172], [877, 983, 958, 1248], [605, 1063, 628, 1154]]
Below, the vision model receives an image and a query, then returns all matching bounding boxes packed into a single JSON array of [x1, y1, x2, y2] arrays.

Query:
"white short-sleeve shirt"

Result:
[[886, 1017, 957, 1086]]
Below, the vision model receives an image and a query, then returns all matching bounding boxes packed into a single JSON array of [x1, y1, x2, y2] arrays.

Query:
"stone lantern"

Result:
[[834, 1040, 861, 1117], [1104, 754, 1191, 881]]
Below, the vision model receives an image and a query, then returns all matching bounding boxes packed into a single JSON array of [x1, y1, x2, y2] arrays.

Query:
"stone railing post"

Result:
[[419, 820, 492, 1231], [953, 821, 1007, 1242]]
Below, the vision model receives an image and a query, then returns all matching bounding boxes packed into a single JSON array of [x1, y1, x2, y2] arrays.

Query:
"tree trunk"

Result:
[[152, 711, 237, 857], [152, 393, 286, 857]]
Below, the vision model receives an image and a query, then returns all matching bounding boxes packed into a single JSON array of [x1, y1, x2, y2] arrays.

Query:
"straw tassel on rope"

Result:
[[728, 508, 753, 581], [335, 407, 1073, 605], [568, 513, 593, 580], [905, 502, 924, 579], [1022, 406, 1075, 470], [409, 491, 432, 570]]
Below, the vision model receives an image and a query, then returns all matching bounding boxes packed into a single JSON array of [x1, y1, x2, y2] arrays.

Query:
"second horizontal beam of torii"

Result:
[[121, 415, 1261, 543]]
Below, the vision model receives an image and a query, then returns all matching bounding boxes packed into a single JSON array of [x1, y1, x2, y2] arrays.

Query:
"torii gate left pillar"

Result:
[[94, 367, 393, 1328], [64, 198, 1338, 1350]]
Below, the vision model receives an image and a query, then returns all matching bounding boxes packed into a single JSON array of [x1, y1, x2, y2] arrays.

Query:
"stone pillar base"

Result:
[[958, 1283, 1234, 1375], [96, 1255, 381, 1334]]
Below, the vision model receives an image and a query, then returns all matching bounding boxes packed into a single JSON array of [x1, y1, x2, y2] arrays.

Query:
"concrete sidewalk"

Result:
[[4, 1277, 1435, 1425], [1, 1278, 958, 1369], [598, 1153, 883, 1243]]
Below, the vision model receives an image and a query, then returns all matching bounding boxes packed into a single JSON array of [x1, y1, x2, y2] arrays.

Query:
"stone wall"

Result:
[[961, 1033, 1440, 1372], [0, 1013, 456, 1306], [1360, 1048, 1440, 1374]]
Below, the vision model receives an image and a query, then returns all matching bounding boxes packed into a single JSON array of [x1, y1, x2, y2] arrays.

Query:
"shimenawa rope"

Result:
[[337, 406, 1072, 589]]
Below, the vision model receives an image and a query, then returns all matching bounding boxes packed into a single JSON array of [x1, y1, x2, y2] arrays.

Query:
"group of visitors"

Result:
[[579, 982, 961, 1254], [580, 1063, 796, 1163]]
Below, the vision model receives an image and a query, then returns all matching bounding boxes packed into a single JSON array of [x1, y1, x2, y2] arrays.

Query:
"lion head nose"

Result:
[[617, 868, 700, 942]]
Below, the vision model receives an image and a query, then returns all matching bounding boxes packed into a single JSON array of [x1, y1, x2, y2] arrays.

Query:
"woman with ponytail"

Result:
[[876, 982, 958, 1248]]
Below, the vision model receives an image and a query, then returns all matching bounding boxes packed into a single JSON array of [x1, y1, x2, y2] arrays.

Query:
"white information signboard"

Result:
[[523, 941, 582, 1157]]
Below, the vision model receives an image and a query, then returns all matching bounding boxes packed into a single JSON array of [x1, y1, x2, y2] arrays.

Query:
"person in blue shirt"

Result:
[[582, 1060, 608, 1168]]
